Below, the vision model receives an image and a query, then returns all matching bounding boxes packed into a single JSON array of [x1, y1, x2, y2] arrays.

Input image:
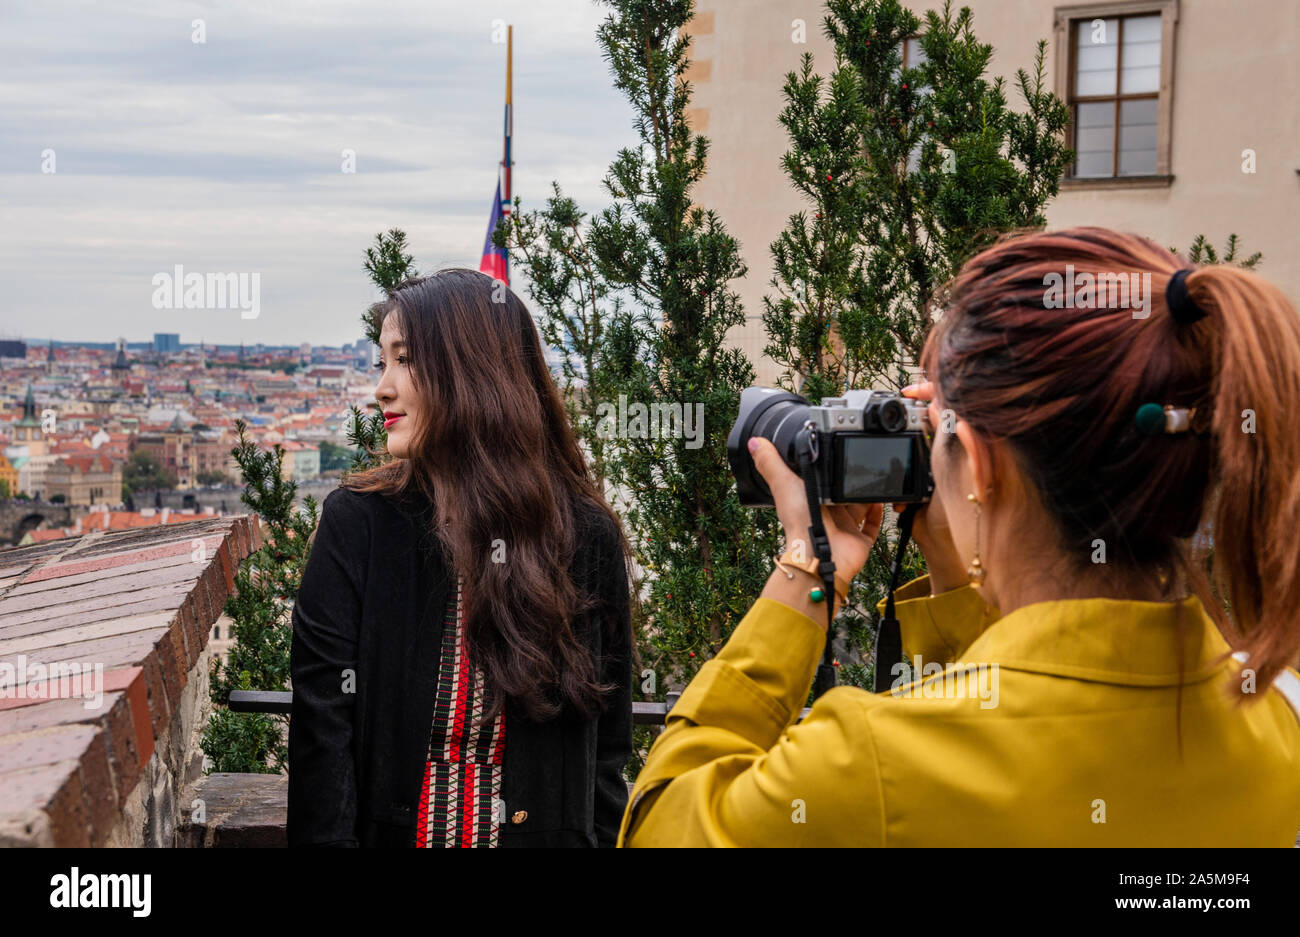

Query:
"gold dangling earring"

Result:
[[967, 493, 986, 585]]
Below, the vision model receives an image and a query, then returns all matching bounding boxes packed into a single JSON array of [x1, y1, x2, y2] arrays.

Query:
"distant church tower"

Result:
[[13, 383, 48, 456], [45, 339, 55, 374], [112, 337, 130, 373]]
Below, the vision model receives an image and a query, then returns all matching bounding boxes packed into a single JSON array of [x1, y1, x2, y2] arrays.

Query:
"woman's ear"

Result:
[[953, 418, 996, 499]]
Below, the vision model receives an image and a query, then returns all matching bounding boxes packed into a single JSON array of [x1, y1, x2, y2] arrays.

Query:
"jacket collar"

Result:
[[960, 592, 1234, 687]]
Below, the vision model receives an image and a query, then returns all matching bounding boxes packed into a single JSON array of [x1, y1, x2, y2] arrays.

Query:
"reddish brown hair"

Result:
[[921, 226, 1300, 697], [346, 268, 631, 721]]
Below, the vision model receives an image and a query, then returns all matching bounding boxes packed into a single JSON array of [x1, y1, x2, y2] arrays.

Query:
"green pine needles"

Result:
[[201, 420, 318, 773]]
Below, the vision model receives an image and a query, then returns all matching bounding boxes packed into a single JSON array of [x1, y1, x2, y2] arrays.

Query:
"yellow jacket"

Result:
[[618, 575, 1300, 846]]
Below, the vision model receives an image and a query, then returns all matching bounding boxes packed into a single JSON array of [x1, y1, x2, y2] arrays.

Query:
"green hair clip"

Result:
[[1136, 402, 1198, 435]]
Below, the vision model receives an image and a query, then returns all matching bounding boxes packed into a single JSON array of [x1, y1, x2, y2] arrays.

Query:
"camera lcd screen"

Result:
[[838, 435, 915, 500]]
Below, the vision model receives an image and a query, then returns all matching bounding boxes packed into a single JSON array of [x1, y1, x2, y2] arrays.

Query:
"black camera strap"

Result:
[[791, 427, 919, 698], [873, 504, 917, 693], [794, 425, 838, 699]]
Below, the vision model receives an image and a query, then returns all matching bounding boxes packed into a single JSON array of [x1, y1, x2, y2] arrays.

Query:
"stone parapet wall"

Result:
[[0, 514, 262, 846]]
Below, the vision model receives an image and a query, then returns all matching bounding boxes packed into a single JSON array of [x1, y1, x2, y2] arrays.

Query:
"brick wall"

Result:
[[0, 514, 261, 846]]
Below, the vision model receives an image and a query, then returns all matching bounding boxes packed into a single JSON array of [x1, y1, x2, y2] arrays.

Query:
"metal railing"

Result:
[[228, 689, 687, 725], [228, 689, 813, 725]]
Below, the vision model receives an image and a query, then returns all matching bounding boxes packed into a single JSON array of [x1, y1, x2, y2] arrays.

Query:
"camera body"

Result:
[[727, 386, 935, 507]]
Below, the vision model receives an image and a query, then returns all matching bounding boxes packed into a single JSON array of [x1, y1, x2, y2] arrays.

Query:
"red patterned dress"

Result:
[[413, 576, 507, 847]]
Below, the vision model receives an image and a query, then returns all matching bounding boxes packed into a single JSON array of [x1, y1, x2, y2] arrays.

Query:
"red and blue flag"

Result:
[[479, 179, 509, 284]]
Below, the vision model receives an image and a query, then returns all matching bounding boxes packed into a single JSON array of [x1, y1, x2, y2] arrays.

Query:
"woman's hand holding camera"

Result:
[[895, 382, 969, 595], [747, 437, 883, 601], [746, 382, 972, 626]]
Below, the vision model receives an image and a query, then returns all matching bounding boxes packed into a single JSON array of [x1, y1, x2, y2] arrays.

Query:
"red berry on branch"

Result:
[[689, 651, 696, 658], [902, 83, 908, 89]]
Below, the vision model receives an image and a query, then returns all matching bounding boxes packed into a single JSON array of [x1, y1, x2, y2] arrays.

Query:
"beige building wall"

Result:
[[45, 461, 123, 506], [684, 0, 1299, 387]]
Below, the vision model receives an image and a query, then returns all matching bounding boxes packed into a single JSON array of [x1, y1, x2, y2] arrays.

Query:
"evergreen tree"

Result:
[[827, 0, 1072, 385], [1176, 233, 1262, 269], [763, 0, 1073, 690], [345, 402, 389, 474], [495, 183, 623, 485], [765, 47, 881, 406], [348, 228, 418, 472], [201, 420, 318, 773], [362, 228, 420, 342], [587, 0, 783, 694]]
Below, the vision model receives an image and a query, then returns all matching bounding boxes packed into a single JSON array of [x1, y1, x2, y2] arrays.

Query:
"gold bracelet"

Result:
[[775, 550, 851, 604]]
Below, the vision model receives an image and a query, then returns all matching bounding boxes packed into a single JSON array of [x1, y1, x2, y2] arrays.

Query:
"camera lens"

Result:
[[726, 387, 810, 506]]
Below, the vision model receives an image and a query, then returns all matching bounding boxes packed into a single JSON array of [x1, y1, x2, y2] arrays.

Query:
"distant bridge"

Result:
[[0, 479, 341, 547], [0, 500, 87, 546]]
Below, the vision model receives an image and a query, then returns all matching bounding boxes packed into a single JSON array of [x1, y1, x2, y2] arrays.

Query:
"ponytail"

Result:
[[928, 225, 1300, 705], [1190, 264, 1300, 696]]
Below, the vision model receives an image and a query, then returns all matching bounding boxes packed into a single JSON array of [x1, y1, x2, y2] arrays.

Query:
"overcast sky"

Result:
[[0, 0, 640, 348]]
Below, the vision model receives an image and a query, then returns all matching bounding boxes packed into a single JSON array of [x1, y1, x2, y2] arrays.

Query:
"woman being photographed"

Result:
[[288, 268, 634, 848], [619, 226, 1300, 847]]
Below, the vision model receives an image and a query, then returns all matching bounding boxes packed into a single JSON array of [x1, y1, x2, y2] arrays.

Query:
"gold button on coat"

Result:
[[511, 810, 527, 824]]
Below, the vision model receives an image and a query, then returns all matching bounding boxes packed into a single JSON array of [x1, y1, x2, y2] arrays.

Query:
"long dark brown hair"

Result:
[[922, 226, 1300, 702], [346, 268, 631, 721]]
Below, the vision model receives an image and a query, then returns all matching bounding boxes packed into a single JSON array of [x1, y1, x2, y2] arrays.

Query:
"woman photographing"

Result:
[[619, 226, 1300, 847], [288, 269, 634, 847]]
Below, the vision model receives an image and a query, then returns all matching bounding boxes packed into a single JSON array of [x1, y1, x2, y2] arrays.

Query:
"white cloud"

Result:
[[0, 0, 640, 346]]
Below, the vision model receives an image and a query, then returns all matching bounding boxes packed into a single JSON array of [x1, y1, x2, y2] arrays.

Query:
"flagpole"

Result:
[[481, 25, 513, 286], [505, 24, 512, 207], [501, 26, 512, 284]]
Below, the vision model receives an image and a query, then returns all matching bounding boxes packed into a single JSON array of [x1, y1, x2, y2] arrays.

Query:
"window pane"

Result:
[[1118, 98, 1158, 175], [1124, 13, 1162, 44], [1121, 14, 1162, 93], [905, 37, 927, 66], [1074, 101, 1114, 177], [1075, 17, 1118, 96]]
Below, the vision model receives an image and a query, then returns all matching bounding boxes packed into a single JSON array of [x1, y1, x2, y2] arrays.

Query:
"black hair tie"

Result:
[[1166, 268, 1207, 324]]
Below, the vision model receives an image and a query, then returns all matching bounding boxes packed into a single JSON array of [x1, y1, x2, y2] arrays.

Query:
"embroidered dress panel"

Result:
[[414, 575, 506, 847]]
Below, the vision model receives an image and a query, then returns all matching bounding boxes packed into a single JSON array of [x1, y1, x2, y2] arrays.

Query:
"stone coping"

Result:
[[0, 514, 262, 846]]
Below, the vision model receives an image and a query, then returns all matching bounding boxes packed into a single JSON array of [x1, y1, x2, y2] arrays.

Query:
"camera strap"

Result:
[[795, 425, 838, 699], [873, 504, 917, 693]]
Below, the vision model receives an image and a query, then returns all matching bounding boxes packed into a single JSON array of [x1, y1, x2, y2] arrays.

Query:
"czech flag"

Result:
[[479, 179, 509, 285]]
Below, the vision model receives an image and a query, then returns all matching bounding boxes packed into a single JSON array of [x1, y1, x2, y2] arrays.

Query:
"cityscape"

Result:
[[0, 333, 379, 545]]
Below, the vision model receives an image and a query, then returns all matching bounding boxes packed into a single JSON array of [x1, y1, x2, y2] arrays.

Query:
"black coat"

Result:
[[287, 485, 633, 847]]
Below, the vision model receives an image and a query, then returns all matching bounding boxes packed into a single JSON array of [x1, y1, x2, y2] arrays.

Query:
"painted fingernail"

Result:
[[747, 438, 760, 454]]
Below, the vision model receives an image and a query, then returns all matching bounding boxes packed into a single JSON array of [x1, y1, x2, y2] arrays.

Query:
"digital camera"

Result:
[[727, 387, 935, 507]]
